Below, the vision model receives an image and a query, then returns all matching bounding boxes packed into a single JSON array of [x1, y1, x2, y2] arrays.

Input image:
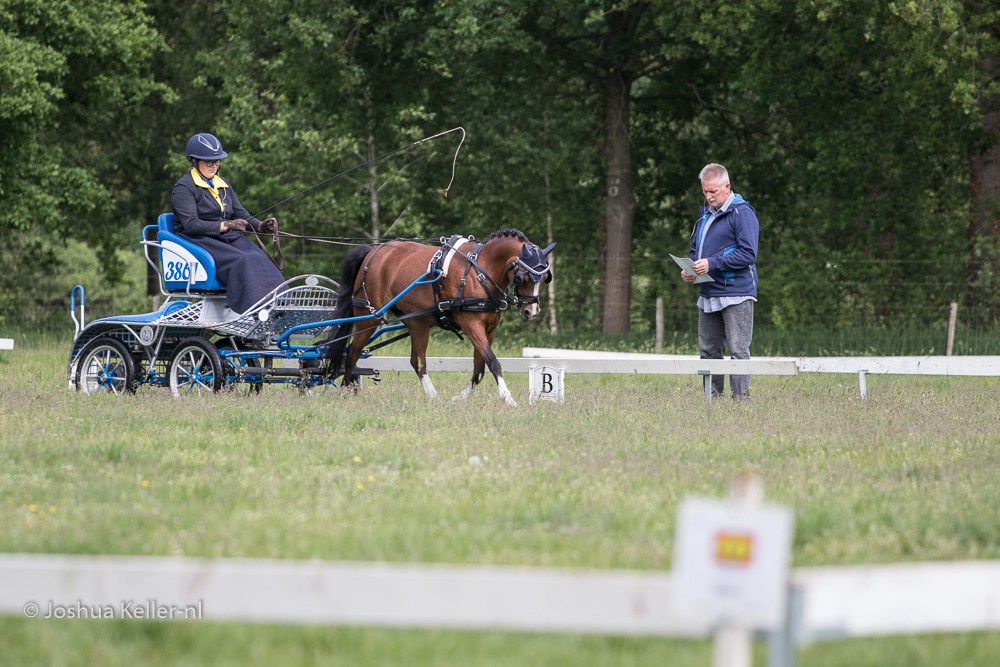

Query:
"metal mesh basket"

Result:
[[151, 278, 339, 340]]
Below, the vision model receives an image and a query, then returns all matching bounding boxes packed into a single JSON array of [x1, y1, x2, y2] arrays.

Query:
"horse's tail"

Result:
[[324, 244, 374, 377]]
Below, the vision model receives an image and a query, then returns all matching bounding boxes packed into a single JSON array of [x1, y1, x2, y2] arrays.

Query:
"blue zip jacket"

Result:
[[689, 193, 759, 299]]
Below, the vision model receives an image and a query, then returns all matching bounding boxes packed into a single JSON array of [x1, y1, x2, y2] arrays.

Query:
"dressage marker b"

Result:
[[528, 365, 565, 404]]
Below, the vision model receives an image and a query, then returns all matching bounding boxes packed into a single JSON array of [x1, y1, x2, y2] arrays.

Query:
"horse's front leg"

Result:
[[407, 323, 438, 400], [464, 324, 515, 407]]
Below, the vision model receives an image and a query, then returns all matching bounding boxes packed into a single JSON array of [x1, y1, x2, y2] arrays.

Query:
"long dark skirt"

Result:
[[179, 232, 285, 313]]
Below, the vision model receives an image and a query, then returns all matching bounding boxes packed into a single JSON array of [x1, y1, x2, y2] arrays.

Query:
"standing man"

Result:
[[681, 163, 759, 398]]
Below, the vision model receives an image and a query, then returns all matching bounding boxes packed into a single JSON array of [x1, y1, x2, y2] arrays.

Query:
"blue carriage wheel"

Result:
[[168, 337, 225, 398], [75, 337, 136, 396]]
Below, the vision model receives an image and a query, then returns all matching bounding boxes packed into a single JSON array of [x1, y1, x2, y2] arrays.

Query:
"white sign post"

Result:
[[0, 339, 13, 351], [528, 365, 564, 404], [674, 478, 794, 667]]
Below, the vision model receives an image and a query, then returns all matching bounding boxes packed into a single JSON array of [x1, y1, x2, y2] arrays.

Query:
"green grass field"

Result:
[[1, 332, 999, 665]]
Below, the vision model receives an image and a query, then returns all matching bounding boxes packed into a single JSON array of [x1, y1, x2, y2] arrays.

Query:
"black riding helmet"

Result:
[[186, 133, 229, 161]]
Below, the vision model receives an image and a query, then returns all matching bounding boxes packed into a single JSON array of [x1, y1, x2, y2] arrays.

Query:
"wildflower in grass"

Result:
[[25, 516, 35, 526], [357, 483, 364, 490], [240, 427, 244, 431], [368, 475, 375, 481], [38, 511, 45, 517], [48, 506, 56, 513], [179, 473, 186, 480], [354, 456, 361, 463], [28, 504, 36, 512], [187, 489, 194, 497], [142, 480, 150, 488]]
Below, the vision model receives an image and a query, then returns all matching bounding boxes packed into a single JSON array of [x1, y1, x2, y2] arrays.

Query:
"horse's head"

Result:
[[508, 242, 556, 320]]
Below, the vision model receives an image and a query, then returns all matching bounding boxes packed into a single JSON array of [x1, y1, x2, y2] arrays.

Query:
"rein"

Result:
[[238, 227, 447, 273]]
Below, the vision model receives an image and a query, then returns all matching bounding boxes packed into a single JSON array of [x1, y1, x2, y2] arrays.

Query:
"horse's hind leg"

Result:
[[407, 324, 438, 400], [464, 324, 515, 407], [453, 344, 486, 401], [341, 320, 369, 389]]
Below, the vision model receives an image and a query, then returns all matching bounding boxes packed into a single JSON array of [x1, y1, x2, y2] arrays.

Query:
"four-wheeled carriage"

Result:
[[67, 213, 391, 396]]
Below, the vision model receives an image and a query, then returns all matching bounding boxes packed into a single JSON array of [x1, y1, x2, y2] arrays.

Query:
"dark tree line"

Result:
[[3, 0, 999, 333]]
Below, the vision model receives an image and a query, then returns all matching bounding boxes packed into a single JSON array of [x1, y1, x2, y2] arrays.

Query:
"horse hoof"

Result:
[[503, 397, 517, 407], [450, 394, 467, 402]]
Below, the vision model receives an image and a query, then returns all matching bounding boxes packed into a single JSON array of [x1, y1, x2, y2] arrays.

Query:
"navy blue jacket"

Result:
[[171, 168, 261, 238], [689, 193, 759, 299]]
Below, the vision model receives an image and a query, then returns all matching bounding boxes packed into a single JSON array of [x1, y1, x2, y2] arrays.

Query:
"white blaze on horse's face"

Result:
[[519, 281, 541, 320]]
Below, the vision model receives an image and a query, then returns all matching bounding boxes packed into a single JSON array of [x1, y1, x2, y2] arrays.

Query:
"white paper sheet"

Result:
[[670, 254, 715, 283]]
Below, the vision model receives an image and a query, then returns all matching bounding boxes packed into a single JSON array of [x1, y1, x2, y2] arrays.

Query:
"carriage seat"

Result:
[[154, 213, 226, 292]]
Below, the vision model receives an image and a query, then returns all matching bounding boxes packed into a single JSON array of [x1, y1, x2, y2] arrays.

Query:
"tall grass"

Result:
[[1, 339, 1000, 664]]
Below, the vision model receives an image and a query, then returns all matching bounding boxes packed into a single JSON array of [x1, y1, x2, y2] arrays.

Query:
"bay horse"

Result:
[[324, 229, 555, 406]]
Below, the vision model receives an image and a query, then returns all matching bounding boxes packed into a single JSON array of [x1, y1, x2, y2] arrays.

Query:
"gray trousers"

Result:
[[698, 299, 754, 397]]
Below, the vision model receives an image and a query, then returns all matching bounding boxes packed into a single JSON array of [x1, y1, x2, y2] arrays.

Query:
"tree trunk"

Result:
[[543, 155, 558, 335], [602, 70, 635, 334], [968, 54, 1000, 319], [367, 134, 381, 240]]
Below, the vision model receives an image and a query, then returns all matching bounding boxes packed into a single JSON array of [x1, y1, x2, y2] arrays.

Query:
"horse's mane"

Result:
[[484, 228, 529, 243]]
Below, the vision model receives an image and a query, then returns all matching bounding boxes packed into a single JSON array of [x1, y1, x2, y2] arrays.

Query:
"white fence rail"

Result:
[[358, 356, 797, 376], [518, 348, 1000, 400], [2, 553, 999, 665], [792, 560, 1000, 640], [522, 347, 1000, 377]]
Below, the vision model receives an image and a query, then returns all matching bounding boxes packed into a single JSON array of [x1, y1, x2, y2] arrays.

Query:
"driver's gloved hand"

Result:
[[259, 218, 278, 233], [220, 218, 248, 233]]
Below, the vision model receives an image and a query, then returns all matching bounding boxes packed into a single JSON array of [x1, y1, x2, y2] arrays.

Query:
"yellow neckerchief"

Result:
[[190, 167, 229, 214]]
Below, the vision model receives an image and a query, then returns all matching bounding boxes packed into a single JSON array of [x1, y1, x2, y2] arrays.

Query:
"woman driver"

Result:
[[171, 133, 285, 314]]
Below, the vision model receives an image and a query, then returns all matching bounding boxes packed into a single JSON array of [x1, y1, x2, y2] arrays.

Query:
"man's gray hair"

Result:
[[699, 163, 730, 184]]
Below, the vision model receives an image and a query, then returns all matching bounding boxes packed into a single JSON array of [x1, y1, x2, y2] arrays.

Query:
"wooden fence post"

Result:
[[946, 302, 958, 356], [712, 475, 764, 667], [655, 297, 664, 353]]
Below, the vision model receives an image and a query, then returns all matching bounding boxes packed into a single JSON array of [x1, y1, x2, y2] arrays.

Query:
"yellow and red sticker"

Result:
[[715, 532, 753, 566]]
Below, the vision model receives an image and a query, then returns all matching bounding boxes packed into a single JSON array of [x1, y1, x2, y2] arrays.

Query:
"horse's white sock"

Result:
[[452, 381, 475, 401], [420, 373, 439, 400], [496, 376, 516, 407]]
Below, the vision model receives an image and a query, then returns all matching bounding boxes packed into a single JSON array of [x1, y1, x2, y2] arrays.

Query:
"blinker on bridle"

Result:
[[508, 244, 552, 307]]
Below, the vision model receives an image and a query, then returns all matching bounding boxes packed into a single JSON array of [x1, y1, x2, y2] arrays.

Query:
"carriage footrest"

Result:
[[261, 366, 379, 377]]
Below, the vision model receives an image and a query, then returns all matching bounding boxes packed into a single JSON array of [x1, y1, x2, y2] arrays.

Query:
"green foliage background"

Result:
[[2, 0, 998, 337]]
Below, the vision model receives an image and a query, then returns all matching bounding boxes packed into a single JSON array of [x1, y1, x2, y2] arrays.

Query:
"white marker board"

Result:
[[674, 498, 794, 630], [529, 366, 564, 404]]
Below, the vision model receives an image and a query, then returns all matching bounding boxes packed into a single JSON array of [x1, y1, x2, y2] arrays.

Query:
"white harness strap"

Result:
[[427, 237, 469, 278]]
